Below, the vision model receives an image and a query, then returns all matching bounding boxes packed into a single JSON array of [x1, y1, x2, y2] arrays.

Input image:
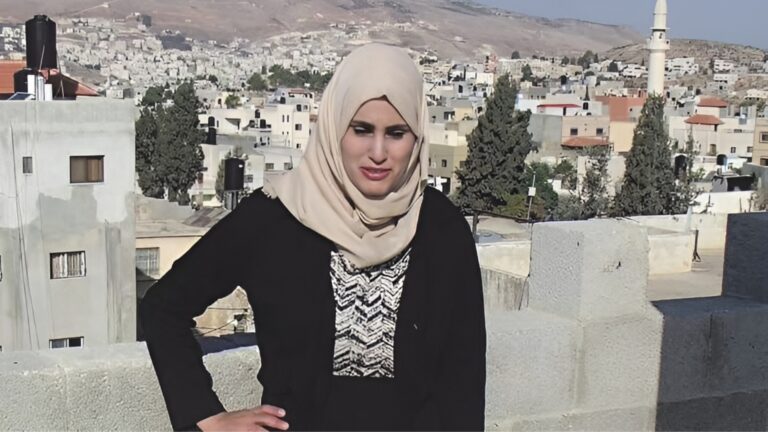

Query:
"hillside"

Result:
[[603, 39, 766, 67], [0, 0, 642, 58]]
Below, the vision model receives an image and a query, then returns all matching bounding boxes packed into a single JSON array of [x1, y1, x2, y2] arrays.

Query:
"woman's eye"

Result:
[[352, 127, 370, 135], [388, 130, 407, 139]]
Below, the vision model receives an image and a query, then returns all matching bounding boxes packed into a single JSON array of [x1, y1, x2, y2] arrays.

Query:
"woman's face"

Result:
[[341, 98, 417, 199]]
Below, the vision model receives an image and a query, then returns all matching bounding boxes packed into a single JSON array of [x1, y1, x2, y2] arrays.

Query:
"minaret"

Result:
[[646, 0, 669, 96]]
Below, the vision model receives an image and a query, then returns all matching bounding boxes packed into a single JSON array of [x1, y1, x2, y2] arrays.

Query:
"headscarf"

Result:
[[263, 43, 429, 268]]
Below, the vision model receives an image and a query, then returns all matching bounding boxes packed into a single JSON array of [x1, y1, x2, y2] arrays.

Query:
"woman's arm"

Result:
[[140, 194, 263, 431], [436, 222, 487, 431]]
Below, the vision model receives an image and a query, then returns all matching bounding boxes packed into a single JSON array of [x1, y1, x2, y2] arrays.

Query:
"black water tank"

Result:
[[674, 155, 687, 179], [26, 15, 57, 70], [207, 116, 215, 127], [13, 68, 37, 93], [206, 127, 217, 145], [224, 158, 245, 191], [259, 119, 267, 128], [716, 154, 727, 166]]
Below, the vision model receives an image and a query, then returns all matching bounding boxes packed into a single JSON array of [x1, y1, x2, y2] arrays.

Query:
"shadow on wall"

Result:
[[653, 212, 768, 431]]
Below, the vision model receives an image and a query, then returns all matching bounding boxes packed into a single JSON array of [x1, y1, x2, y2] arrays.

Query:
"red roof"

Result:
[[538, 103, 580, 109], [685, 114, 723, 126], [562, 137, 611, 148], [0, 60, 25, 95], [0, 61, 99, 98], [697, 97, 728, 108]]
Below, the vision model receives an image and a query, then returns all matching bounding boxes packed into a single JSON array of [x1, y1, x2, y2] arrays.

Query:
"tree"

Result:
[[247, 73, 268, 91], [577, 50, 598, 69], [553, 159, 577, 191], [613, 96, 685, 216], [141, 85, 165, 107], [523, 162, 559, 218], [207, 75, 219, 84], [138, 82, 205, 205], [225, 94, 241, 108], [215, 147, 248, 202], [521, 64, 534, 82], [608, 61, 620, 73], [511, 51, 521, 59], [579, 146, 612, 218], [453, 75, 534, 213], [561, 57, 570, 66], [135, 107, 165, 198]]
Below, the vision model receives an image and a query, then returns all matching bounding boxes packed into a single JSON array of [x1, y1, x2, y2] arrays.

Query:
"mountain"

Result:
[[604, 39, 767, 67], [0, 0, 642, 58]]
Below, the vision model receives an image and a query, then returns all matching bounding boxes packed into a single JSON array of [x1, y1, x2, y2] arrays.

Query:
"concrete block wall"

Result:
[[2, 217, 767, 430], [487, 220, 664, 430]]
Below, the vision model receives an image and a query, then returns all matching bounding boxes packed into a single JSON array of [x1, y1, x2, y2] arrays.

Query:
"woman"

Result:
[[140, 43, 486, 432]]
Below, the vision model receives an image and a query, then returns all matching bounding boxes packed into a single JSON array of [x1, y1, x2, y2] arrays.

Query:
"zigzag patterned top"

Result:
[[330, 247, 412, 379]]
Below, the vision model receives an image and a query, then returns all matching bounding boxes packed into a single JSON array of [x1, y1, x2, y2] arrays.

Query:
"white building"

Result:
[[621, 64, 648, 78], [713, 59, 736, 73], [666, 57, 699, 76], [0, 98, 137, 352]]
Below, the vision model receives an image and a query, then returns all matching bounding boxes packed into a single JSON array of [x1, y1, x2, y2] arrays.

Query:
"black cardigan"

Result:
[[140, 187, 486, 431]]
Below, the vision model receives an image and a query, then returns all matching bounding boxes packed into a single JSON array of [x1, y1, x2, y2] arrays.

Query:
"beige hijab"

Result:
[[263, 43, 429, 268]]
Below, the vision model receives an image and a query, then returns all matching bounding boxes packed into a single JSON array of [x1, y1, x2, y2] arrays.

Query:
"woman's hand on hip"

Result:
[[196, 405, 289, 431]]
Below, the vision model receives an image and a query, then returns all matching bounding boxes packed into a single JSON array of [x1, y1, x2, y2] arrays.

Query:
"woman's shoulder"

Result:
[[421, 187, 468, 230], [226, 188, 292, 226]]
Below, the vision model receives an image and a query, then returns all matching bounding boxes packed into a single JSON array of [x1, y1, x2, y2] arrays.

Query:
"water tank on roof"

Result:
[[12, 68, 37, 93], [25, 15, 57, 70], [224, 158, 245, 191], [206, 127, 217, 145], [207, 116, 215, 127]]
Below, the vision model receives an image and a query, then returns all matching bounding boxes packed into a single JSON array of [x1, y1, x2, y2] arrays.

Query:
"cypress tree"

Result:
[[454, 74, 534, 212], [613, 95, 681, 216]]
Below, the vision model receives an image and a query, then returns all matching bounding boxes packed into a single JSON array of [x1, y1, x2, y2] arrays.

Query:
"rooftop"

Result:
[[685, 114, 723, 126], [697, 97, 728, 108], [562, 137, 612, 148]]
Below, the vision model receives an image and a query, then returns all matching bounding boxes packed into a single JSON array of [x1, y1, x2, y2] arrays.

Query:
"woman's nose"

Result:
[[369, 134, 387, 164]]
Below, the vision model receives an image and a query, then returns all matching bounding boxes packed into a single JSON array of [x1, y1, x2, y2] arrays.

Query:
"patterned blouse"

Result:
[[329, 248, 412, 379]]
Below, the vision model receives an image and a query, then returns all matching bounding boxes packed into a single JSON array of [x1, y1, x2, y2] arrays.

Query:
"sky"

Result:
[[475, 0, 768, 49]]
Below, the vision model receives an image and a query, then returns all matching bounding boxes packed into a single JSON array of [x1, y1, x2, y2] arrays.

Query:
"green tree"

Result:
[[523, 162, 558, 217], [454, 75, 534, 213], [521, 64, 534, 82], [225, 94, 241, 108], [215, 147, 248, 202], [510, 50, 521, 59], [141, 85, 165, 107], [147, 82, 205, 205], [561, 56, 570, 65], [577, 50, 598, 69], [135, 107, 165, 198], [207, 75, 219, 84], [553, 159, 577, 191], [247, 73, 268, 91], [608, 61, 620, 73], [580, 146, 612, 218], [613, 96, 684, 216]]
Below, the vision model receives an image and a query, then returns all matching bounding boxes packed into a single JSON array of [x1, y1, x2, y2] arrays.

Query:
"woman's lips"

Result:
[[360, 167, 391, 181]]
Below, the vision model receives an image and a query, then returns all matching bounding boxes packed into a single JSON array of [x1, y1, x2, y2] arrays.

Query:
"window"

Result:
[[0, 254, 3, 282], [136, 248, 159, 277], [295, 124, 302, 131], [286, 115, 290, 123], [50, 251, 86, 279], [284, 162, 293, 170], [22, 156, 33, 174], [70, 156, 104, 183], [265, 163, 274, 171], [748, 146, 753, 153], [49, 337, 84, 349], [596, 128, 605, 136], [761, 132, 768, 143], [459, 160, 466, 169], [570, 128, 579, 136], [762, 158, 768, 166], [730, 147, 737, 154], [245, 174, 254, 183], [441, 159, 448, 168]]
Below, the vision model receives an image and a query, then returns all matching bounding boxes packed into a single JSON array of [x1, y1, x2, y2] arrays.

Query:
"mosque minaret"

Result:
[[646, 0, 670, 96]]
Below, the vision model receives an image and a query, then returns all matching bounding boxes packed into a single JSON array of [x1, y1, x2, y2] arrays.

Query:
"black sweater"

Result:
[[140, 187, 486, 431]]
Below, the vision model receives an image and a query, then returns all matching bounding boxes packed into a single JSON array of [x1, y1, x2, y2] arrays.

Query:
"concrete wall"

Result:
[[692, 191, 757, 214], [629, 213, 729, 250], [0, 99, 136, 352], [2, 217, 768, 430], [477, 241, 531, 276]]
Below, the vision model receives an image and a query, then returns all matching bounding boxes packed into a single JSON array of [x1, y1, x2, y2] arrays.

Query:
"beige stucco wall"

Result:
[[610, 120, 637, 154]]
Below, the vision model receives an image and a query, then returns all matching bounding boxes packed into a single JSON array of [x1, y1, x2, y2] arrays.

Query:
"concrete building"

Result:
[[427, 120, 476, 195], [647, 0, 670, 96], [528, 113, 611, 161], [0, 98, 137, 352], [752, 118, 768, 166]]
